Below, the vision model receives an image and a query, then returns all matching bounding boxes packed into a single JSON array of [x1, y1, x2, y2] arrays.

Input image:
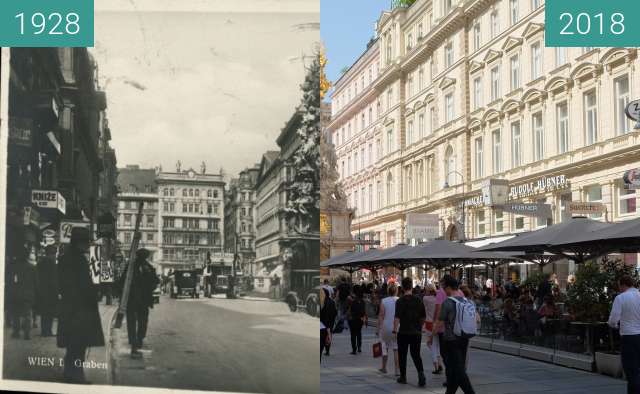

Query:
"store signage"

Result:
[[482, 178, 510, 206], [406, 213, 439, 240], [59, 221, 91, 244], [625, 99, 640, 121], [100, 260, 114, 283], [497, 203, 553, 219], [509, 175, 569, 200], [568, 202, 606, 214], [89, 244, 101, 284], [31, 190, 66, 214], [9, 117, 33, 147], [464, 195, 485, 208], [623, 168, 640, 190]]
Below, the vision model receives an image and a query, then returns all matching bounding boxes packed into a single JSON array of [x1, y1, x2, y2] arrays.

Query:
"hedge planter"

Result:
[[596, 351, 623, 379]]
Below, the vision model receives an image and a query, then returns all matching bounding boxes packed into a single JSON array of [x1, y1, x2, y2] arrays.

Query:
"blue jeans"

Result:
[[621, 334, 640, 394]]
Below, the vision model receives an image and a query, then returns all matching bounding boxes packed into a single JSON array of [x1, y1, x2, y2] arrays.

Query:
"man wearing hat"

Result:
[[119, 248, 159, 358], [57, 227, 104, 384]]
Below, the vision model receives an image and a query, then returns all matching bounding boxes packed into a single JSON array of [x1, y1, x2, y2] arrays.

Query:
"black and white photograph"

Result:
[[0, 0, 320, 393]]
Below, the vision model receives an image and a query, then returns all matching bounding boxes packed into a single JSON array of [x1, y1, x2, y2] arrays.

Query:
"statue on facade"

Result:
[[201, 161, 206, 174], [176, 160, 182, 173]]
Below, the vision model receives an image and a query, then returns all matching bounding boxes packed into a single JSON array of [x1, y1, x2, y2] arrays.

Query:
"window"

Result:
[[615, 75, 630, 135], [341, 161, 345, 178], [418, 114, 425, 139], [360, 148, 365, 168], [584, 90, 598, 145], [473, 23, 481, 51], [387, 129, 394, 153], [532, 0, 540, 9], [354, 152, 358, 172], [560, 193, 572, 222], [476, 210, 486, 236], [360, 187, 366, 213], [387, 88, 393, 110], [510, 0, 519, 25], [418, 67, 424, 89], [163, 188, 168, 196], [491, 66, 500, 101], [146, 233, 154, 242], [183, 189, 187, 197], [406, 167, 413, 200], [532, 112, 544, 161], [147, 215, 154, 226], [208, 203, 213, 214], [555, 47, 567, 67], [556, 102, 569, 154], [445, 92, 454, 122], [536, 198, 551, 227], [163, 202, 169, 212], [492, 129, 502, 173], [619, 186, 637, 215], [369, 67, 372, 83], [368, 143, 373, 165], [418, 23, 423, 39], [417, 161, 424, 196], [368, 107, 373, 124], [124, 214, 132, 226], [495, 210, 504, 233], [170, 188, 175, 196], [368, 184, 373, 213], [473, 77, 482, 110], [348, 122, 352, 139], [510, 55, 520, 90], [513, 215, 525, 231], [361, 113, 365, 130], [376, 139, 382, 160], [445, 146, 456, 185], [531, 43, 542, 80], [377, 181, 382, 210], [124, 232, 132, 243], [582, 47, 593, 54], [490, 11, 499, 38], [585, 185, 603, 219], [124, 201, 131, 209], [430, 107, 436, 133], [386, 173, 394, 205], [444, 0, 453, 14], [407, 33, 414, 50], [511, 121, 522, 167], [475, 137, 484, 178], [408, 75, 414, 96], [407, 120, 414, 144], [445, 43, 453, 68], [195, 189, 200, 197], [347, 155, 352, 175]]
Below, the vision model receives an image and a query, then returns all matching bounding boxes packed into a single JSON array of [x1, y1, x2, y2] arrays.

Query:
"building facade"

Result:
[[115, 165, 160, 271], [329, 0, 640, 286], [157, 164, 228, 273], [224, 165, 260, 278]]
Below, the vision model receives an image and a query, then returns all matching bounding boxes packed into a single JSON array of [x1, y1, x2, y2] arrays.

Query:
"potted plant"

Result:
[[568, 257, 639, 378]]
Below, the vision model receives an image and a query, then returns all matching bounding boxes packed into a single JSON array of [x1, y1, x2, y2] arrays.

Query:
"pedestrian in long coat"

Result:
[[9, 244, 37, 340], [57, 227, 104, 384], [36, 245, 59, 336]]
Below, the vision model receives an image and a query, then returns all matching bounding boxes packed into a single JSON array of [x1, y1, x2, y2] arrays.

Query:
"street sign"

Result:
[[89, 244, 101, 284], [31, 189, 66, 214], [100, 260, 114, 283], [568, 202, 606, 214], [406, 213, 439, 240], [497, 203, 552, 219], [59, 221, 91, 244], [623, 168, 640, 190]]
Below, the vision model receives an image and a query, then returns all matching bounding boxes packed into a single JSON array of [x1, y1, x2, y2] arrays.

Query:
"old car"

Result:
[[169, 269, 201, 299], [285, 270, 320, 317]]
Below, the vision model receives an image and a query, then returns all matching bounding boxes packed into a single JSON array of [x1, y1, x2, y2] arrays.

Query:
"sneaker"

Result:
[[397, 376, 407, 384]]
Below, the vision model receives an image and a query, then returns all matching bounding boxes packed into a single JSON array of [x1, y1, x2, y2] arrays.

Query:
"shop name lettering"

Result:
[[32, 191, 57, 202], [509, 175, 568, 199]]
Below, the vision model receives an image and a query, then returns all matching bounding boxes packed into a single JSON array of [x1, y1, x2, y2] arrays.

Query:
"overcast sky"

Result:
[[92, 0, 319, 177]]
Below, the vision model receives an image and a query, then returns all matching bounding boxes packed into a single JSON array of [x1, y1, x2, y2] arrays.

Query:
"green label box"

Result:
[[0, 0, 93, 47], [546, 0, 639, 47]]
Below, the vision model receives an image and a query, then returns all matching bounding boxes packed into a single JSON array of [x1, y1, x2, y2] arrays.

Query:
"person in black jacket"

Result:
[[119, 248, 159, 358], [57, 227, 104, 384], [348, 285, 367, 355], [320, 288, 336, 360], [9, 243, 37, 340], [36, 245, 59, 337]]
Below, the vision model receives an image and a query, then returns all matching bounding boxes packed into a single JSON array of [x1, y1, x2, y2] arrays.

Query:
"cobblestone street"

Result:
[[321, 325, 627, 394]]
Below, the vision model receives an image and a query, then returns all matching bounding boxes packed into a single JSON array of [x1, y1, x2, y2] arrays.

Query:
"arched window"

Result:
[[386, 172, 394, 206], [445, 145, 457, 186], [182, 189, 187, 197], [189, 189, 194, 197], [195, 189, 200, 197]]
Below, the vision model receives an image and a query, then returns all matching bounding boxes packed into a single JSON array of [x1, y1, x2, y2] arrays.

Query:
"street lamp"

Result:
[[443, 170, 466, 241]]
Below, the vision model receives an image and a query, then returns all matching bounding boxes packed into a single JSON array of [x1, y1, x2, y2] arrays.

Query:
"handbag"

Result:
[[372, 341, 382, 358]]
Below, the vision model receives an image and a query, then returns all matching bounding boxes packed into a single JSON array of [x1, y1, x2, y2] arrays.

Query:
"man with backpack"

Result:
[[437, 276, 476, 394]]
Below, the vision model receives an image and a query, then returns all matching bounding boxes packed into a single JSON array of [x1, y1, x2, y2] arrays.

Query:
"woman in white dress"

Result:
[[377, 284, 399, 375], [423, 283, 443, 374]]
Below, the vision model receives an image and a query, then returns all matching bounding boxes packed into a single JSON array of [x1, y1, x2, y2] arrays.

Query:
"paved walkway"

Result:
[[321, 325, 627, 394]]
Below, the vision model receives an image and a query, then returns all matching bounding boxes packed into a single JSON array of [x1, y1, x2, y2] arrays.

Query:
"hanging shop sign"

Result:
[[59, 221, 91, 244], [623, 168, 640, 190], [482, 178, 510, 206], [625, 99, 640, 129], [406, 213, 439, 240], [508, 174, 569, 200], [497, 203, 553, 219], [31, 190, 66, 214], [9, 117, 33, 147], [568, 202, 606, 214], [89, 244, 101, 284], [100, 260, 114, 283]]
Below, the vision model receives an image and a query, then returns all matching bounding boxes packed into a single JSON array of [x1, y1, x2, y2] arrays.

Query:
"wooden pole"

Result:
[[114, 201, 144, 328]]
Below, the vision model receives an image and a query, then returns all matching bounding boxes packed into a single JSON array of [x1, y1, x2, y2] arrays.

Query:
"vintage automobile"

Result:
[[285, 270, 320, 317], [169, 269, 201, 299]]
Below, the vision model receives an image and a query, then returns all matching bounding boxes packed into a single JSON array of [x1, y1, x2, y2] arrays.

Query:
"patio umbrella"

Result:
[[320, 250, 357, 268], [352, 244, 414, 270], [476, 217, 614, 263], [548, 217, 640, 254]]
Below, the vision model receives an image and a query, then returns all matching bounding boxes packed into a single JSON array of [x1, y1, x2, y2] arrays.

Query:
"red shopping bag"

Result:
[[372, 342, 382, 358]]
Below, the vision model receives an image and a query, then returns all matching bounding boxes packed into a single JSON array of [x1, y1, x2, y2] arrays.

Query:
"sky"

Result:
[[321, 0, 389, 98], [92, 0, 319, 177]]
